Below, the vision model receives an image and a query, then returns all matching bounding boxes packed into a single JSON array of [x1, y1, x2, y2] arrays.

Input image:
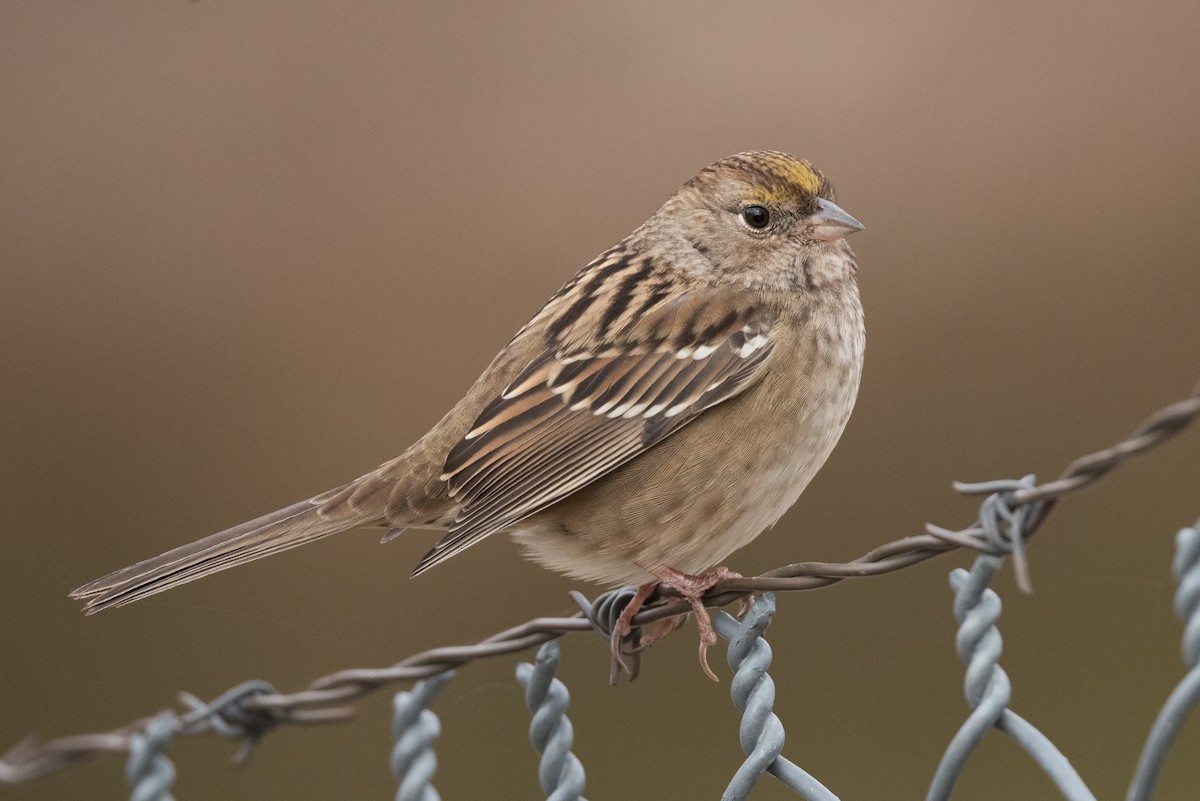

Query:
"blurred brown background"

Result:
[[2, 1, 1199, 799]]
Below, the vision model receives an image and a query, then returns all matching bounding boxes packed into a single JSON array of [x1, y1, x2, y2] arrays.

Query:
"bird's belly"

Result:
[[511, 342, 861, 586]]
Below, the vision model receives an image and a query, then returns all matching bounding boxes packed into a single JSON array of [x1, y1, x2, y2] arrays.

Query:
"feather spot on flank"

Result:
[[674, 348, 693, 359], [664, 402, 690, 417], [691, 344, 717, 359]]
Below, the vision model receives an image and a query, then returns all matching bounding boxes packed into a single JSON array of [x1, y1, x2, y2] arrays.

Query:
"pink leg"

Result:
[[736, 593, 756, 618], [610, 582, 657, 678], [632, 613, 687, 653], [652, 565, 742, 682]]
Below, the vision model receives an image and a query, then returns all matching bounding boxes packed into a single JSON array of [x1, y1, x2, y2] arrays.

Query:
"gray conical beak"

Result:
[[810, 197, 864, 242]]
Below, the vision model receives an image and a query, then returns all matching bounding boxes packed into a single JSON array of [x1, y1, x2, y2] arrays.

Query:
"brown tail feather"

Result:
[[70, 496, 371, 614]]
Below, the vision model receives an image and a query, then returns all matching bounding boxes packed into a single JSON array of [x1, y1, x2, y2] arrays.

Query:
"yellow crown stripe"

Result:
[[740, 153, 823, 202]]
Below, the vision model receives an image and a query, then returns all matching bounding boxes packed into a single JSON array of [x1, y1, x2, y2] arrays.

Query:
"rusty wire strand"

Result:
[[2, 382, 1198, 786]]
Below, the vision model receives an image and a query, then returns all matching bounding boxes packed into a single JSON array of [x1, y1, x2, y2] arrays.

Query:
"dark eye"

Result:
[[741, 205, 770, 229]]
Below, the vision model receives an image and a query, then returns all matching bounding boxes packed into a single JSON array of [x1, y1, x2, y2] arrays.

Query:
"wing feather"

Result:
[[413, 293, 778, 575]]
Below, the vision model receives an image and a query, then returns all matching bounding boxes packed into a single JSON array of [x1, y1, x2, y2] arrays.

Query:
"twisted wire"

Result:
[[1175, 521, 1200, 666], [125, 711, 176, 801], [1126, 518, 1200, 801], [177, 680, 282, 763], [928, 475, 1040, 592], [391, 670, 455, 801], [927, 555, 1095, 801], [2, 382, 1197, 785], [569, 587, 643, 683], [714, 593, 838, 801], [516, 641, 587, 801], [926, 557, 1012, 801]]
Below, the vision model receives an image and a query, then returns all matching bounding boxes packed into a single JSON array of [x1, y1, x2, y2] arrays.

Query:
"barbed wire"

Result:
[[2, 382, 1197, 787]]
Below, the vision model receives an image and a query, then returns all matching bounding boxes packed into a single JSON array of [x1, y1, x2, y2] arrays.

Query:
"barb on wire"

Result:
[[1, 383, 1197, 787], [569, 587, 644, 684], [1126, 518, 1200, 801], [177, 680, 283, 764], [927, 475, 1041, 594]]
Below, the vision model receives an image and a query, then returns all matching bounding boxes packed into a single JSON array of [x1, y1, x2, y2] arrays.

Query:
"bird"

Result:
[[71, 150, 865, 680]]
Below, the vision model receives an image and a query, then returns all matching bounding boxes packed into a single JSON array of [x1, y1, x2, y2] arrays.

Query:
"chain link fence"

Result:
[[3, 383, 1198, 799]]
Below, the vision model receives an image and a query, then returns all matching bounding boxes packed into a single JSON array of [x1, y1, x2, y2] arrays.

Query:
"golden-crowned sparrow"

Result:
[[72, 150, 865, 678]]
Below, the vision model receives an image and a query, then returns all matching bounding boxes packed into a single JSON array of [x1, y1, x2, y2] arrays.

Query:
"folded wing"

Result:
[[414, 292, 777, 575]]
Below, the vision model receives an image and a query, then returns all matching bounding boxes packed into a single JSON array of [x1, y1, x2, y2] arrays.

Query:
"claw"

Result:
[[604, 566, 745, 682], [609, 583, 655, 682], [698, 639, 718, 682], [652, 565, 742, 682]]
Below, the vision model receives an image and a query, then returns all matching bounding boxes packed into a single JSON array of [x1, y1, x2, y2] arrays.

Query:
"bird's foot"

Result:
[[653, 565, 741, 681], [631, 613, 687, 654], [610, 582, 657, 680], [609, 565, 742, 682]]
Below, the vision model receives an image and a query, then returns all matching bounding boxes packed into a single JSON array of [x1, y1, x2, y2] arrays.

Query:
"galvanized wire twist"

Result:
[[714, 593, 839, 801], [391, 670, 454, 801], [1127, 518, 1200, 801], [1177, 521, 1200, 667], [516, 641, 587, 801], [928, 552, 1095, 801], [125, 711, 176, 801]]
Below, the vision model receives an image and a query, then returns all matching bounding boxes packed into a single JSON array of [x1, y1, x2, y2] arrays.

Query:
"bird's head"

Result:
[[665, 150, 863, 291]]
